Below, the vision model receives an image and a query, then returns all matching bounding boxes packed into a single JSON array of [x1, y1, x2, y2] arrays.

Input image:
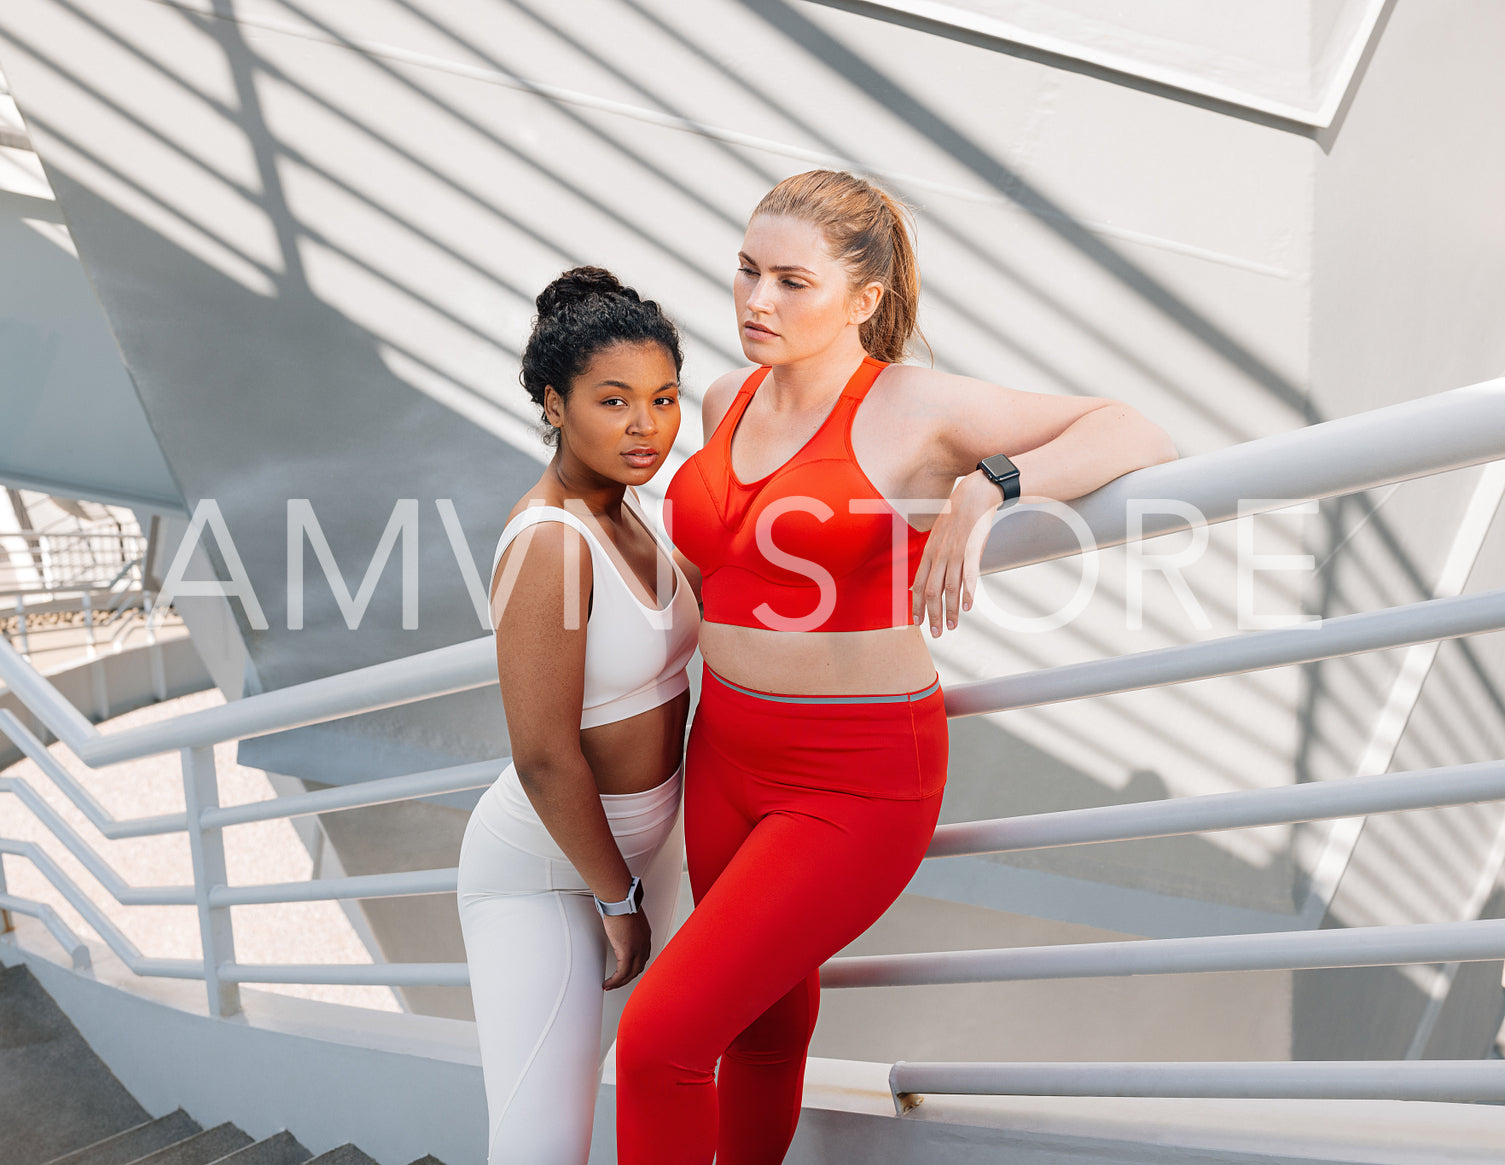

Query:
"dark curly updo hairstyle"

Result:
[[520, 266, 684, 446]]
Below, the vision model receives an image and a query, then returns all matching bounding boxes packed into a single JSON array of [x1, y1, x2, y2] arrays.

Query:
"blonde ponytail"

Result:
[[751, 170, 924, 363]]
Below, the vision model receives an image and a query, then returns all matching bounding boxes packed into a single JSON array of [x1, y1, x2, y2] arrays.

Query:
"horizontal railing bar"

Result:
[[927, 757, 1505, 858], [821, 917, 1505, 988], [980, 377, 1505, 573], [200, 760, 501, 828], [0, 633, 495, 765], [944, 586, 1505, 718], [0, 531, 147, 545], [0, 783, 196, 904], [888, 1059, 1505, 1104], [120, 958, 209, 979], [0, 891, 91, 969], [0, 587, 143, 610], [0, 639, 105, 744], [0, 702, 150, 844], [0, 385, 1498, 772], [209, 867, 457, 907], [0, 841, 203, 978], [219, 961, 469, 987]]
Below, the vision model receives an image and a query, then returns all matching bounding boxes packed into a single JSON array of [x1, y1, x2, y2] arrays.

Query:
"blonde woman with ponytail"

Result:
[[614, 170, 1176, 1164]]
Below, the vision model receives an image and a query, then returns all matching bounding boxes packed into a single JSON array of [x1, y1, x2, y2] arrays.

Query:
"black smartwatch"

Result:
[[977, 453, 1021, 504], [594, 875, 644, 918]]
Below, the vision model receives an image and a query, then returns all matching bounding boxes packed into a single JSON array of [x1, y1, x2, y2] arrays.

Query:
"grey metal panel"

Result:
[[0, 0, 1318, 789], [0, 192, 182, 513], [3, 0, 1504, 1065]]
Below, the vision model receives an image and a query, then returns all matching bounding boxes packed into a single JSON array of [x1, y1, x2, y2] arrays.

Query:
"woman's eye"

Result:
[[656, 396, 678, 407], [736, 266, 756, 277], [782, 279, 805, 289], [602, 397, 625, 406]]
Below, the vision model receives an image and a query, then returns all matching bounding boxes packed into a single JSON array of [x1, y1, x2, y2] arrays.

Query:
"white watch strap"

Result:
[[595, 875, 642, 917]]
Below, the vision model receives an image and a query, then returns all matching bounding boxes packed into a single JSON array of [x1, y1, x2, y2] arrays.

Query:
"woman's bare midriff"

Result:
[[699, 621, 937, 696], [579, 689, 691, 795]]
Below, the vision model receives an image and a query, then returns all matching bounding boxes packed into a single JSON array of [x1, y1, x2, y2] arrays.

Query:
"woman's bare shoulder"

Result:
[[701, 365, 760, 440], [879, 361, 978, 395], [867, 361, 976, 423]]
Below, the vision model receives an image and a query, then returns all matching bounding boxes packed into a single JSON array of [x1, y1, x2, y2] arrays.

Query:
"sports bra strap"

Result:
[[491, 504, 596, 580], [838, 356, 885, 403], [710, 367, 769, 443], [720, 359, 882, 439]]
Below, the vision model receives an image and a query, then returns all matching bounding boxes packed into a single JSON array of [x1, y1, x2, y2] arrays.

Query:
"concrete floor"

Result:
[[0, 961, 151, 1165]]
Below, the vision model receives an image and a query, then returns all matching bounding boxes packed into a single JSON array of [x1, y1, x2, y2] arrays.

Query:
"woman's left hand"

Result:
[[910, 471, 1002, 638]]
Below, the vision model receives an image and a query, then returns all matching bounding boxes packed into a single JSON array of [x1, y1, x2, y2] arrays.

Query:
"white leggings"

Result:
[[456, 762, 683, 1165]]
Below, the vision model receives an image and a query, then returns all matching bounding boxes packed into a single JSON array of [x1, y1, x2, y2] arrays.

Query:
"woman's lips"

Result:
[[623, 449, 660, 467], [743, 321, 777, 338]]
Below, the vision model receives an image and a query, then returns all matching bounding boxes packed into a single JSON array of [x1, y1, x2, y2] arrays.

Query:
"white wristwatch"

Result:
[[594, 876, 644, 918]]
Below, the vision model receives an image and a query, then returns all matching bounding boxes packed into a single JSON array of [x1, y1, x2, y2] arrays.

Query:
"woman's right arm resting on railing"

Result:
[[489, 519, 649, 990]]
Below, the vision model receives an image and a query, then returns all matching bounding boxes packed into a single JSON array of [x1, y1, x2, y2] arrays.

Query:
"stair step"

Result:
[[2, 963, 154, 1165], [125, 1123, 255, 1165], [41, 1112, 203, 1165], [305, 1147, 377, 1165], [211, 1132, 311, 1165]]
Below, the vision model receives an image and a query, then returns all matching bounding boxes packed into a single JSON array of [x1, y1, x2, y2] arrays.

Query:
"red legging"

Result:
[[615, 663, 947, 1164]]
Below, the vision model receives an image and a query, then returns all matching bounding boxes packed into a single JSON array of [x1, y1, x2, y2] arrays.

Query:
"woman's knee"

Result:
[[615, 980, 712, 1087], [615, 985, 669, 1077], [722, 974, 818, 1066]]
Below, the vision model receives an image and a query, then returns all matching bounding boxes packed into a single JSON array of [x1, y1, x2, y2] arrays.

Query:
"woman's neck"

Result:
[[546, 457, 626, 519], [762, 332, 870, 411]]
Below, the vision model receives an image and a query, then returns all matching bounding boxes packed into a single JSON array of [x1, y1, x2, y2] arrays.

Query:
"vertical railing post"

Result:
[[82, 591, 96, 655], [83, 592, 110, 717], [144, 593, 166, 700], [0, 854, 13, 935], [182, 745, 239, 1017], [14, 598, 29, 660]]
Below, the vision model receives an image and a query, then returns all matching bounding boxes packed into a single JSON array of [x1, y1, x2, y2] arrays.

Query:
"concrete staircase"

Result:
[[0, 963, 443, 1165]]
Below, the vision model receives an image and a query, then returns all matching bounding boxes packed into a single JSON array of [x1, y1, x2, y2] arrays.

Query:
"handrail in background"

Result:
[[823, 917, 1505, 988], [887, 1060, 1505, 1109], [944, 586, 1505, 717], [1, 377, 1504, 1097], [979, 378, 1505, 572]]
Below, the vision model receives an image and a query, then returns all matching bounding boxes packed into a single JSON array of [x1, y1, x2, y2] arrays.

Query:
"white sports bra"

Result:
[[490, 490, 699, 730]]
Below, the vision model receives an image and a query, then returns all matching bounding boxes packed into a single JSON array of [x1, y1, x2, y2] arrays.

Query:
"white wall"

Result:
[[1, 0, 1502, 1063]]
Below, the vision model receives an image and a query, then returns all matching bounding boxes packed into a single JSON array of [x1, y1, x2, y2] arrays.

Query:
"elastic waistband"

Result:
[[705, 664, 941, 705], [598, 763, 684, 818], [476, 761, 682, 865], [495, 761, 682, 827]]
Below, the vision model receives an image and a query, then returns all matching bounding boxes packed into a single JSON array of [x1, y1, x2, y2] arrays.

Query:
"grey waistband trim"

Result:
[[707, 668, 941, 705]]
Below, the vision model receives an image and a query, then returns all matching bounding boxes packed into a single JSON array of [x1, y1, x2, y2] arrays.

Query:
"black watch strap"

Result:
[[977, 453, 1021, 504]]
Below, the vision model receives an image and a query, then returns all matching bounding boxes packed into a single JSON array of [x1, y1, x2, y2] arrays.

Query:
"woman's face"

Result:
[[546, 340, 681, 486], [734, 214, 880, 364]]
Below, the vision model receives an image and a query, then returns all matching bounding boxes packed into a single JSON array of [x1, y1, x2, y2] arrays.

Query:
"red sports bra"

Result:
[[664, 356, 930, 632]]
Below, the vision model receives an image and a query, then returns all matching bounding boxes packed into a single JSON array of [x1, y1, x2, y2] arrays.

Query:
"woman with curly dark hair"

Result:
[[456, 266, 698, 1164]]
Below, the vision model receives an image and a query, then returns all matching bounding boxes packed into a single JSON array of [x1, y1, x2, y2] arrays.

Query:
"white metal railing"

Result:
[[825, 918, 1505, 987], [0, 377, 1504, 1103], [943, 586, 1505, 717], [924, 758, 1505, 859], [2, 527, 157, 666], [886, 1060, 1505, 1107], [977, 376, 1505, 573], [0, 530, 148, 596]]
